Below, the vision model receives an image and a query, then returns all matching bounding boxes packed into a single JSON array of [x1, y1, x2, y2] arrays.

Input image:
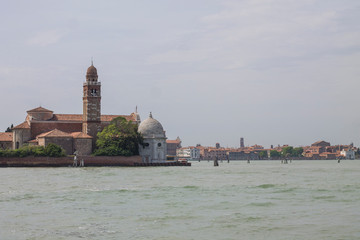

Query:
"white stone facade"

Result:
[[340, 149, 355, 159], [138, 113, 167, 163], [176, 147, 200, 161]]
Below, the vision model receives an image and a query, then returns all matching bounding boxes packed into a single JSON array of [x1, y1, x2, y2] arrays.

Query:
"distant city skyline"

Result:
[[1, 0, 360, 148]]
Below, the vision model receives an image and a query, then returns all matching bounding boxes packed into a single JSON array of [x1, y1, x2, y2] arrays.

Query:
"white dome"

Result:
[[138, 113, 165, 138]]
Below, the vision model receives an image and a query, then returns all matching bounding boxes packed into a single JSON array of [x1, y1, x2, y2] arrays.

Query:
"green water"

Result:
[[1, 160, 359, 239]]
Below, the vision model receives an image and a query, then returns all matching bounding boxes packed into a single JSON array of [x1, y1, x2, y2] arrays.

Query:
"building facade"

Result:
[[0, 63, 138, 155], [166, 137, 182, 157], [176, 147, 200, 161], [138, 113, 167, 163]]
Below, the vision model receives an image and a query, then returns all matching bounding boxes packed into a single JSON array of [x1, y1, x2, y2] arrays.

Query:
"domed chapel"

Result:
[[0, 63, 167, 162], [138, 112, 167, 163]]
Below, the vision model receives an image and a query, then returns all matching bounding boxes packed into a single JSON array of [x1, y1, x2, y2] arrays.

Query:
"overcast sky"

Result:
[[1, 0, 360, 148]]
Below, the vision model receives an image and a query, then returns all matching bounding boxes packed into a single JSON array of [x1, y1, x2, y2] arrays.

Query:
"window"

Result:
[[158, 143, 162, 147]]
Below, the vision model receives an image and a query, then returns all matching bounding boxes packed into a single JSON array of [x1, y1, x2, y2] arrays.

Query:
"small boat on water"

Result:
[[177, 158, 188, 163]]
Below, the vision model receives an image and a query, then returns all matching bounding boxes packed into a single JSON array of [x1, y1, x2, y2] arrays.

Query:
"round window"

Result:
[[144, 143, 149, 147], [158, 143, 162, 147]]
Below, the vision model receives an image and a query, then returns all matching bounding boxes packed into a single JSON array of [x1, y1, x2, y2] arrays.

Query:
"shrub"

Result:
[[0, 144, 65, 158], [33, 146, 46, 156], [44, 143, 66, 157]]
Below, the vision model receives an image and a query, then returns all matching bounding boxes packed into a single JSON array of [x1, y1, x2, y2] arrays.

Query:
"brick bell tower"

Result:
[[83, 61, 101, 142]]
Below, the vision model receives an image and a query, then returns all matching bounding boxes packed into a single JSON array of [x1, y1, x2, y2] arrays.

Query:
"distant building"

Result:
[[340, 149, 355, 159], [228, 151, 259, 160], [240, 138, 244, 148], [319, 152, 337, 159], [0, 132, 12, 150], [176, 147, 200, 161], [202, 148, 228, 160], [250, 144, 264, 150], [166, 137, 181, 156], [215, 143, 220, 149], [304, 146, 325, 155], [311, 141, 330, 147]]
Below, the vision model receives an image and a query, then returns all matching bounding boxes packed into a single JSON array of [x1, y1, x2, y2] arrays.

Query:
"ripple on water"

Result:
[[183, 185, 200, 190], [273, 187, 297, 193], [248, 202, 275, 207], [256, 184, 277, 189], [10, 193, 36, 201], [313, 195, 336, 200]]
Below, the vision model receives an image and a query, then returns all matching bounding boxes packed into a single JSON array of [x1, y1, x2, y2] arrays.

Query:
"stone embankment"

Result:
[[134, 162, 191, 167], [0, 155, 141, 167]]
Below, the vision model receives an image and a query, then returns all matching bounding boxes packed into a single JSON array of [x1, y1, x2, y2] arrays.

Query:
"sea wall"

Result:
[[0, 155, 142, 167]]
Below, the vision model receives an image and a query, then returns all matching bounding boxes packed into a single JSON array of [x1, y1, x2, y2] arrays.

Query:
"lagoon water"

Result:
[[1, 160, 360, 240]]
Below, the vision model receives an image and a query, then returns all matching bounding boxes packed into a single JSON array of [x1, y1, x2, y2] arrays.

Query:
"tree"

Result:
[[44, 143, 66, 157], [281, 146, 294, 157], [259, 151, 268, 159], [293, 147, 304, 157], [270, 150, 281, 158], [5, 124, 13, 132], [94, 117, 143, 156]]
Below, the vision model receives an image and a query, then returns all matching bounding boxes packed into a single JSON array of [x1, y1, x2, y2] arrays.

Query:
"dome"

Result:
[[86, 63, 98, 79], [138, 113, 165, 138]]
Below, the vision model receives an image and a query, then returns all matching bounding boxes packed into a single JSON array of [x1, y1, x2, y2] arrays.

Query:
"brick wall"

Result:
[[31, 122, 82, 139], [0, 155, 142, 167], [74, 138, 92, 155], [44, 137, 74, 155], [0, 141, 12, 150]]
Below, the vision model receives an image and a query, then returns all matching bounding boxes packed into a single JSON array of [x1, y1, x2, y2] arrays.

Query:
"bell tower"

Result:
[[83, 62, 101, 140]]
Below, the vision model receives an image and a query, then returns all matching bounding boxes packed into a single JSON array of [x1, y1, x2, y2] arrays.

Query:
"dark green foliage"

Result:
[[281, 146, 304, 157], [259, 151, 268, 159], [5, 124, 13, 132], [292, 147, 304, 157], [93, 117, 143, 156], [44, 143, 66, 157], [281, 146, 293, 157], [33, 146, 46, 157], [270, 150, 281, 158], [0, 144, 65, 158]]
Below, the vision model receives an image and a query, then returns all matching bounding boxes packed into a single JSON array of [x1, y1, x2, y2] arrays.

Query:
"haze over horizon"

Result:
[[1, 0, 359, 148]]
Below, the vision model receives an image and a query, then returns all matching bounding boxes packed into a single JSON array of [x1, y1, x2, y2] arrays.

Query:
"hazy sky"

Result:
[[1, 0, 360, 148]]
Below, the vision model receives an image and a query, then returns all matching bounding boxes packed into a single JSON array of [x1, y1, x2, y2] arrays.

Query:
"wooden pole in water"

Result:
[[214, 157, 219, 167]]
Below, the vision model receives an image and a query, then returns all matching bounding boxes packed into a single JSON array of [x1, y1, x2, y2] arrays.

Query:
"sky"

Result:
[[1, 0, 360, 148]]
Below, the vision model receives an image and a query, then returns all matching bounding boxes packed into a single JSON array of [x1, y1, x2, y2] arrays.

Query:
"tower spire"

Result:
[[91, 57, 93, 66]]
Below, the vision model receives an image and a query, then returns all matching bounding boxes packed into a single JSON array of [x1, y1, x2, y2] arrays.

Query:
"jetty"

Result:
[[0, 156, 191, 167]]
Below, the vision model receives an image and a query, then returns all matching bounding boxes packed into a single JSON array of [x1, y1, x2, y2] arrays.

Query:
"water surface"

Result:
[[1, 160, 359, 239]]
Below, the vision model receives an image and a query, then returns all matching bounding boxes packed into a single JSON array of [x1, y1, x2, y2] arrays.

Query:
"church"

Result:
[[0, 63, 167, 162]]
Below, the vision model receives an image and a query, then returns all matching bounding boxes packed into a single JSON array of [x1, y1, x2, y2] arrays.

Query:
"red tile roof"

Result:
[[37, 129, 72, 138], [51, 114, 135, 122], [52, 114, 82, 121], [70, 132, 93, 139], [101, 115, 135, 122], [13, 121, 30, 129], [167, 140, 181, 144], [27, 106, 53, 113], [0, 132, 13, 142]]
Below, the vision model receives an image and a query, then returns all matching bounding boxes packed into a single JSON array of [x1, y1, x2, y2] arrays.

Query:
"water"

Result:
[[1, 160, 360, 240]]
